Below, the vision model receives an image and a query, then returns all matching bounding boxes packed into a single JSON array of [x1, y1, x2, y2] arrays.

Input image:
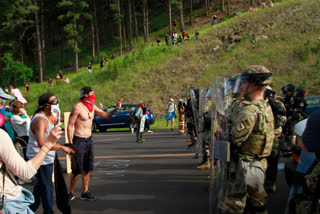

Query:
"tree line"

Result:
[[0, 0, 224, 87]]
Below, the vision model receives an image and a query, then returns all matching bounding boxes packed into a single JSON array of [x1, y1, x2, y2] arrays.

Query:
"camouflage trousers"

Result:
[[220, 158, 268, 214], [265, 138, 280, 191]]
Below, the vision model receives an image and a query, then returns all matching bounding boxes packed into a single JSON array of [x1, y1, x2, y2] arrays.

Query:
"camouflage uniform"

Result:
[[220, 65, 274, 214], [265, 96, 286, 193], [197, 99, 212, 169]]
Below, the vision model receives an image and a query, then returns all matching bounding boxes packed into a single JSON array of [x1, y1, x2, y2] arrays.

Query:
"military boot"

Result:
[[197, 160, 210, 170]]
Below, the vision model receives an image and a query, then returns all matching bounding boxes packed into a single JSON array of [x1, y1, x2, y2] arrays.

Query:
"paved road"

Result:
[[24, 130, 290, 214]]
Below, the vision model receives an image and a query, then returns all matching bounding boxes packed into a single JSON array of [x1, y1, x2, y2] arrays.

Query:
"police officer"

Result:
[[220, 65, 274, 214], [264, 86, 287, 193], [292, 88, 308, 121]]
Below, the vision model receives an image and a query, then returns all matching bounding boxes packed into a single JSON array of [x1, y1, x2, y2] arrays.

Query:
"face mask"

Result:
[[81, 94, 96, 112], [51, 104, 61, 123]]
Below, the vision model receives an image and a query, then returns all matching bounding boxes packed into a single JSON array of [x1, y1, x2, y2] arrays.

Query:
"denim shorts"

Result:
[[71, 136, 94, 175], [2, 188, 35, 214]]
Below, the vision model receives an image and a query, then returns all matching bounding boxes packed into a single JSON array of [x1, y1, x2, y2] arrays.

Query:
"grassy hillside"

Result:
[[22, 0, 320, 119]]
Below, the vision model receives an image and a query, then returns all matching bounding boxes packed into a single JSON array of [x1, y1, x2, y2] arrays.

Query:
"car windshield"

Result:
[[105, 107, 115, 113], [307, 97, 320, 106], [104, 105, 132, 113]]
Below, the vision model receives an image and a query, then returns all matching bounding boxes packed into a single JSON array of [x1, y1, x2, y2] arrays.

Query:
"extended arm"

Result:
[[94, 98, 123, 119]]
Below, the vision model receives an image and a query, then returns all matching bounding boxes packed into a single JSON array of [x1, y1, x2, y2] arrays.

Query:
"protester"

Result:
[[212, 15, 217, 25], [111, 54, 116, 60], [64, 77, 70, 84], [87, 62, 92, 75], [105, 56, 109, 65], [164, 32, 169, 46], [156, 37, 161, 46], [172, 31, 178, 41], [172, 38, 176, 46], [177, 36, 183, 45], [25, 82, 29, 96], [165, 98, 176, 131], [10, 101, 31, 161], [48, 78, 53, 87], [0, 124, 63, 214], [182, 27, 186, 40], [56, 73, 61, 85], [173, 19, 177, 27], [135, 102, 145, 143], [269, 0, 274, 7], [99, 58, 104, 69], [58, 70, 63, 80], [27, 93, 74, 214], [178, 99, 185, 135], [67, 87, 123, 201], [3, 100, 15, 141], [195, 31, 199, 40]]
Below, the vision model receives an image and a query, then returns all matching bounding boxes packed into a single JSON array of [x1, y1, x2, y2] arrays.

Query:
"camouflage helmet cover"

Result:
[[241, 65, 272, 86]]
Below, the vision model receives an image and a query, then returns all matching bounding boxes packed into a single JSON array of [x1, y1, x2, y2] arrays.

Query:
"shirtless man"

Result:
[[67, 87, 123, 201]]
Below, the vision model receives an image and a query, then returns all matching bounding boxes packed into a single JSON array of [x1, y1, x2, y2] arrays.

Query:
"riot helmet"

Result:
[[286, 84, 295, 92], [264, 86, 276, 98], [296, 88, 306, 97], [233, 65, 272, 97], [240, 65, 272, 86]]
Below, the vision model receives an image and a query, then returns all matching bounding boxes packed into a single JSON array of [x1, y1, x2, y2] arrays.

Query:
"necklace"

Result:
[[81, 103, 93, 119]]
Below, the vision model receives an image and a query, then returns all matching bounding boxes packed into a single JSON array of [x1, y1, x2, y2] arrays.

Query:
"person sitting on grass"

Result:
[[177, 36, 183, 45], [156, 37, 161, 46]]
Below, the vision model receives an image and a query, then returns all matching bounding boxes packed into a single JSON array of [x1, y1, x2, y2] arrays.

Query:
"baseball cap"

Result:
[[80, 86, 93, 99], [302, 110, 320, 152]]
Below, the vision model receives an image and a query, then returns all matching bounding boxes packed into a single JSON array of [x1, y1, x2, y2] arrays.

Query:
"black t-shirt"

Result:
[[88, 64, 92, 69]]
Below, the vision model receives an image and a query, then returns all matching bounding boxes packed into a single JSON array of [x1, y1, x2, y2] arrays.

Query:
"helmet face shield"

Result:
[[232, 76, 244, 94]]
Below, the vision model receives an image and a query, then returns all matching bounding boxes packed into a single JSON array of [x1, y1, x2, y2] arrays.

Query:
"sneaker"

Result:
[[147, 130, 153, 133], [68, 192, 75, 201], [81, 191, 96, 201]]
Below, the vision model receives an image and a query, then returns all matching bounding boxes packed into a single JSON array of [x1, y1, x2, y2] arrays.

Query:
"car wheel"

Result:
[[99, 128, 107, 132], [92, 122, 98, 133]]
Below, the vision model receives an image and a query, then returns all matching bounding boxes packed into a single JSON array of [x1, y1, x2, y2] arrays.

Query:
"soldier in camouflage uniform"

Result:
[[197, 89, 212, 169], [263, 86, 287, 194], [220, 65, 274, 214]]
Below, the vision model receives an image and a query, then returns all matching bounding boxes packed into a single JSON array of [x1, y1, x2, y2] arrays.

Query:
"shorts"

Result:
[[71, 136, 94, 175]]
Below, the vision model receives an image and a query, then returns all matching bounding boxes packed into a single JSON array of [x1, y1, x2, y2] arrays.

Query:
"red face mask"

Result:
[[81, 94, 96, 112]]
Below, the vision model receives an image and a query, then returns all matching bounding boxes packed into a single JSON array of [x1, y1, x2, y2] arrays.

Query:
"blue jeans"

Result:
[[3, 188, 34, 214], [30, 164, 54, 214]]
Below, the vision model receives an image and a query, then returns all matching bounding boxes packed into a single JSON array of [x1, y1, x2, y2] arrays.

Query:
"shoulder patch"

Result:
[[236, 122, 246, 131]]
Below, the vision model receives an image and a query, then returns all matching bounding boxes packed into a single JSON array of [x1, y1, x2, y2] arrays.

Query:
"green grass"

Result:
[[13, 0, 320, 119]]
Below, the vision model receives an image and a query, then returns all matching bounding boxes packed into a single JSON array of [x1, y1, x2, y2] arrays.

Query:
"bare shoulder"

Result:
[[70, 103, 82, 117]]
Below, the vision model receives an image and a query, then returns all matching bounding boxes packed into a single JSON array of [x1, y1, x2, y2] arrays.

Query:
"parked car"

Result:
[[92, 104, 155, 132], [306, 96, 320, 115]]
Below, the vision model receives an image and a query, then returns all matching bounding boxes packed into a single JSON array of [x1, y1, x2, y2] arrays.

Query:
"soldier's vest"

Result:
[[237, 100, 275, 161], [268, 97, 286, 136]]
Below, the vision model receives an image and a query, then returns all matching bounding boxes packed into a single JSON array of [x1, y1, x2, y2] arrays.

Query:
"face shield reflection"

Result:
[[232, 77, 244, 94]]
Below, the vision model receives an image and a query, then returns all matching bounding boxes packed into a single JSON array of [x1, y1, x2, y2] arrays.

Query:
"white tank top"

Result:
[[26, 113, 55, 165]]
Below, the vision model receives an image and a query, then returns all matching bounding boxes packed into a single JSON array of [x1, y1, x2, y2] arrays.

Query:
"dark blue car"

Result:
[[92, 104, 155, 132], [306, 96, 320, 115]]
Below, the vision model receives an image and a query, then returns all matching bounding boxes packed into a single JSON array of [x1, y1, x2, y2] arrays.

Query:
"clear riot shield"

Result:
[[209, 77, 233, 214], [197, 88, 206, 161], [189, 88, 200, 152]]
